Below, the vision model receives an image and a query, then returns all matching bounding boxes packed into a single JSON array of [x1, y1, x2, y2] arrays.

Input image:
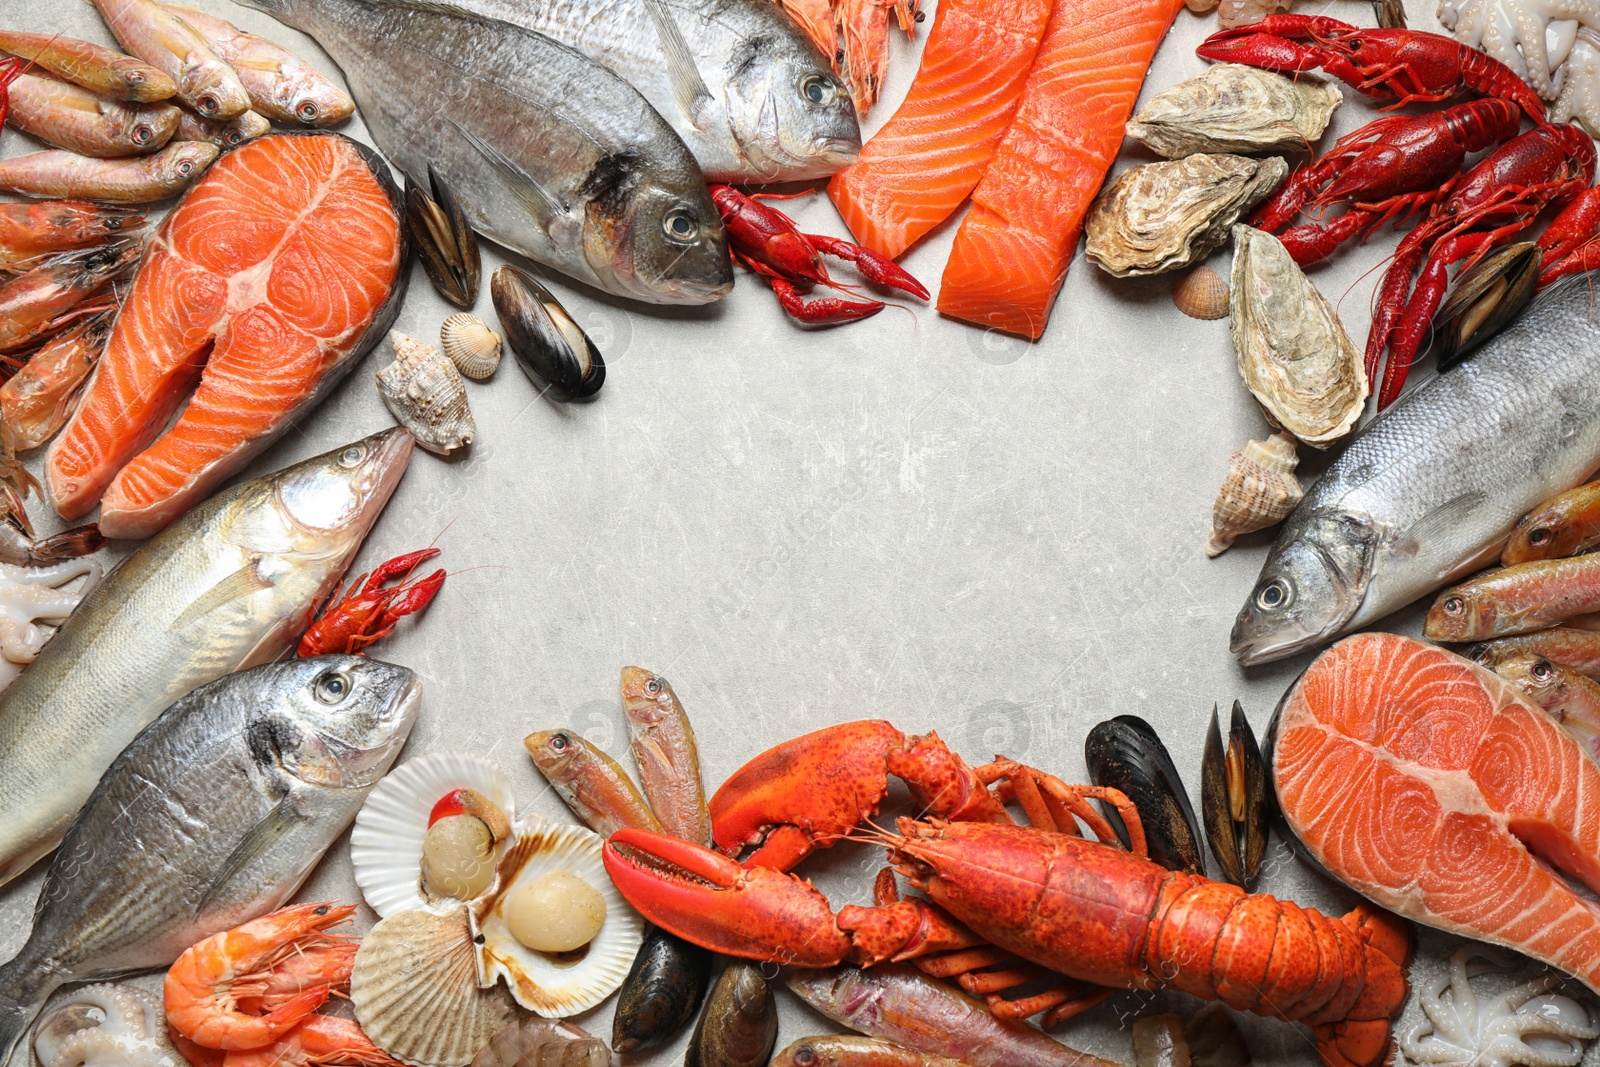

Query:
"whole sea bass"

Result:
[[0, 655, 421, 1062], [234, 0, 733, 305], [1232, 275, 1600, 666], [0, 428, 413, 886], [435, 0, 860, 181]]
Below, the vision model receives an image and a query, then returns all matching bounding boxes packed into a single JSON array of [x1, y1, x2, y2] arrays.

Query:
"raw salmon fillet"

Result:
[[1276, 632, 1600, 993], [46, 133, 403, 540], [826, 0, 1053, 261], [937, 0, 1183, 338]]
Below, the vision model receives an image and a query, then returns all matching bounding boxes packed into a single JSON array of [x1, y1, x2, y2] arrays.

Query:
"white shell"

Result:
[[352, 905, 520, 1067], [472, 815, 643, 1017], [351, 752, 516, 918], [441, 315, 502, 381], [377, 332, 476, 455]]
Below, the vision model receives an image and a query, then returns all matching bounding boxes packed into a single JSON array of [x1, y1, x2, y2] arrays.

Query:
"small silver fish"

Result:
[[235, 0, 733, 305], [0, 654, 421, 1062], [1232, 275, 1600, 665], [0, 428, 413, 888]]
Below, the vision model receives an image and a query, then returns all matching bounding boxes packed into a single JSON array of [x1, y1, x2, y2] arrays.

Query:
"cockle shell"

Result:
[[1086, 155, 1288, 278], [1229, 225, 1368, 448], [441, 314, 502, 380], [1173, 267, 1230, 320], [1206, 433, 1302, 557], [377, 332, 476, 455], [351, 905, 520, 1067], [1127, 65, 1340, 157]]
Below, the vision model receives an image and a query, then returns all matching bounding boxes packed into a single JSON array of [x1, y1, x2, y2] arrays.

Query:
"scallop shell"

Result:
[[441, 315, 502, 381], [351, 752, 516, 918], [1205, 433, 1302, 557], [472, 815, 643, 1017], [1229, 225, 1368, 447], [1127, 65, 1340, 158], [352, 905, 520, 1067], [1173, 267, 1229, 320], [1085, 155, 1288, 278], [377, 332, 476, 455]]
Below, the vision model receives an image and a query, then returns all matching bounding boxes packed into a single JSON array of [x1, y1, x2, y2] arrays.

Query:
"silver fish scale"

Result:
[[1240, 277, 1600, 661]]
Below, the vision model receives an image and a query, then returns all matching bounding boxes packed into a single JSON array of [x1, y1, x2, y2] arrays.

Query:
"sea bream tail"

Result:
[[0, 954, 45, 1067]]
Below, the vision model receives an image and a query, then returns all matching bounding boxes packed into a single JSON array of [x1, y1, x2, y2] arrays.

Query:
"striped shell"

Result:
[[441, 314, 502, 380], [377, 332, 475, 455], [1206, 433, 1302, 557], [1173, 267, 1229, 319], [352, 905, 519, 1067]]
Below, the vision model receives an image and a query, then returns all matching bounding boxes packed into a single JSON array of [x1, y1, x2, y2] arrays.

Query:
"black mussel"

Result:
[[1372, 0, 1405, 27], [612, 926, 712, 1053], [686, 961, 777, 1067], [1085, 715, 1205, 875], [491, 266, 605, 400], [1201, 701, 1268, 889], [1431, 241, 1540, 371], [1185, 1005, 1251, 1067], [404, 165, 480, 309]]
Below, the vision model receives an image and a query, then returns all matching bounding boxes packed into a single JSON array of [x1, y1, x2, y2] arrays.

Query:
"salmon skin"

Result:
[[826, 0, 1053, 260], [937, 0, 1184, 338], [1272, 632, 1600, 994], [45, 132, 406, 540]]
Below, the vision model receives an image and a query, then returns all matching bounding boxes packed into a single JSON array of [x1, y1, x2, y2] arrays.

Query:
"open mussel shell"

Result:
[[406, 166, 481, 310], [1431, 242, 1540, 371], [1201, 701, 1267, 889], [1085, 715, 1206, 875], [491, 267, 605, 401]]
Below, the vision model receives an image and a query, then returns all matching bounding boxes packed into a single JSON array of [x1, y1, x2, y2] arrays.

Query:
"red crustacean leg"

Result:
[[1195, 16, 1356, 76], [1539, 186, 1600, 286], [804, 233, 931, 301], [359, 547, 440, 593], [768, 275, 884, 325], [0, 56, 28, 128], [346, 568, 446, 653]]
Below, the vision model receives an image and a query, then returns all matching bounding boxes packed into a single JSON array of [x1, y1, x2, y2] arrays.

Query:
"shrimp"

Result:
[[164, 903, 356, 1052], [233, 940, 358, 1015], [222, 1017, 404, 1067], [0, 201, 145, 270]]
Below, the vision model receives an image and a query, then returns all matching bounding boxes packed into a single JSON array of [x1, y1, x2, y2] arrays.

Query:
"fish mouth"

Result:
[[362, 428, 416, 512], [815, 139, 860, 165], [657, 275, 736, 305], [1230, 610, 1341, 667]]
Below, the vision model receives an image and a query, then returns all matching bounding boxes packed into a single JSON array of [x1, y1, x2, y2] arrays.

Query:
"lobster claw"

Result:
[[603, 828, 851, 967]]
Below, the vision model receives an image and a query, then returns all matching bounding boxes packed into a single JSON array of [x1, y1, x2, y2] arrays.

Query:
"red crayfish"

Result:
[[1197, 15, 1546, 120], [710, 184, 929, 325], [1537, 185, 1600, 286], [297, 548, 446, 657], [1250, 98, 1523, 266], [603, 720, 1412, 1067], [1366, 122, 1596, 408]]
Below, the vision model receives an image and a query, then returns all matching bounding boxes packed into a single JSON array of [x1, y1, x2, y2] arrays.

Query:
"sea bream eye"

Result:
[[663, 209, 698, 243], [800, 73, 831, 104], [314, 671, 352, 704]]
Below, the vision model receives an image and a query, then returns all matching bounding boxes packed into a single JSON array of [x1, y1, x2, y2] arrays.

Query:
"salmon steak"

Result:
[[45, 132, 405, 540], [826, 0, 1053, 261], [937, 0, 1183, 338], [1274, 631, 1600, 993]]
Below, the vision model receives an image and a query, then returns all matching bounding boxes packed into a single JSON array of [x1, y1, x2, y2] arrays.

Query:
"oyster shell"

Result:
[[350, 752, 516, 917], [441, 314, 502, 381], [377, 332, 476, 455], [1206, 433, 1302, 557], [1086, 155, 1287, 278], [472, 815, 643, 1017], [351, 905, 519, 1067], [1173, 267, 1229, 320], [1229, 225, 1367, 447], [1127, 65, 1340, 157]]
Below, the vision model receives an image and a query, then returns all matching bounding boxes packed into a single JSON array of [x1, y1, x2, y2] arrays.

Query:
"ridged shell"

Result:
[[1206, 433, 1302, 556], [472, 815, 643, 1017], [1173, 267, 1229, 320], [471, 1019, 611, 1067], [1127, 66, 1340, 157], [441, 315, 502, 381], [1230, 225, 1367, 447], [351, 753, 515, 918], [352, 906, 519, 1067], [377, 332, 475, 455], [1086, 155, 1288, 278]]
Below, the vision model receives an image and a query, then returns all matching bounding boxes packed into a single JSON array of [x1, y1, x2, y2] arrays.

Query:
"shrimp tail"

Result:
[[29, 523, 104, 564]]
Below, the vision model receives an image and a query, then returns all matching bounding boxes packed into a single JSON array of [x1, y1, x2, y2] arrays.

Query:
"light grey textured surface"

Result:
[[0, 0, 1590, 1064]]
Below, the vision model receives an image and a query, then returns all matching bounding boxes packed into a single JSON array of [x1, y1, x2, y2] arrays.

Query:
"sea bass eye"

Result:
[[340, 445, 367, 467], [663, 208, 698, 244], [1257, 578, 1291, 611], [800, 73, 832, 104]]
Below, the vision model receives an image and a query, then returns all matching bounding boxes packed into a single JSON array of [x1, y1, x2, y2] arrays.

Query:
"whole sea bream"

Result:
[[435, 0, 860, 181], [235, 0, 734, 304], [0, 655, 421, 1063], [0, 428, 413, 887], [1232, 276, 1600, 665]]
